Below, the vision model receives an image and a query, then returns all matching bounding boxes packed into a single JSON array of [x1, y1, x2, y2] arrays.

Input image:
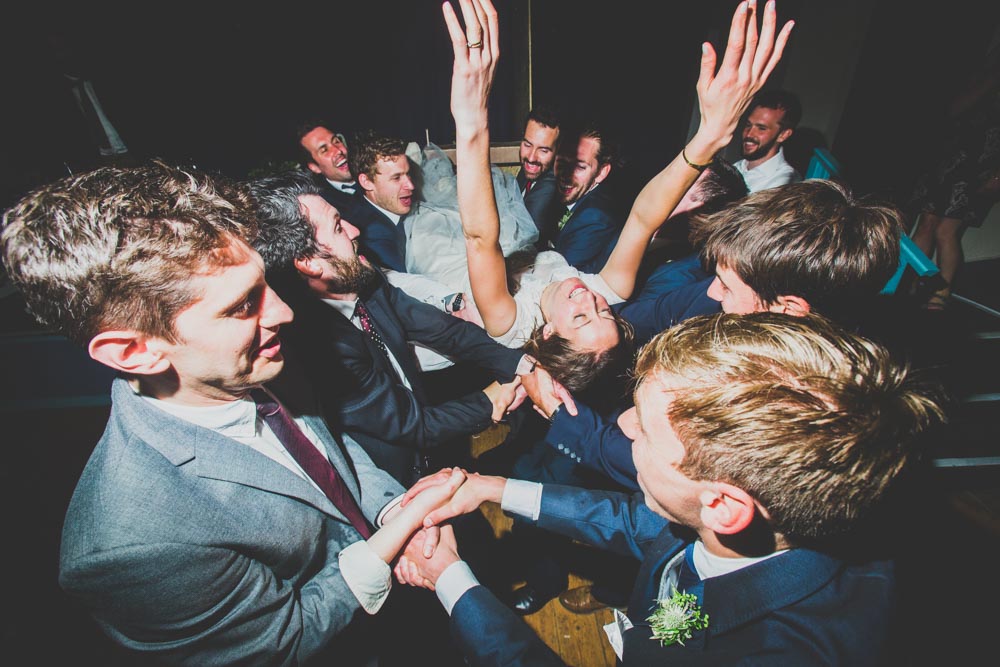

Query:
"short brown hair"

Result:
[[700, 179, 902, 319], [348, 130, 408, 181], [1, 162, 256, 345], [634, 312, 943, 541]]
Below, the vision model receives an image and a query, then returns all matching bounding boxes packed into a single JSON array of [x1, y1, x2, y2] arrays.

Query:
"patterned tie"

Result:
[[355, 300, 390, 359], [557, 207, 573, 230], [252, 389, 373, 538]]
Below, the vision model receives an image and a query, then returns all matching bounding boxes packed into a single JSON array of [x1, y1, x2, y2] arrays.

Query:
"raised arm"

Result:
[[444, 0, 518, 338], [600, 0, 793, 298]]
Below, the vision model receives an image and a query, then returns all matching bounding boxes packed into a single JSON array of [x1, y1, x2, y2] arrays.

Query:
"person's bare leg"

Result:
[[933, 216, 964, 289], [912, 211, 940, 258]]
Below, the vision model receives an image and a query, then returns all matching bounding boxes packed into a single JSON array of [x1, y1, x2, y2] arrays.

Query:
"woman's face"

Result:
[[539, 278, 620, 353]]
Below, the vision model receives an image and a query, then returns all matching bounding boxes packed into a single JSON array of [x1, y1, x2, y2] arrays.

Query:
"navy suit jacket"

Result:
[[540, 184, 622, 273], [615, 276, 720, 347], [316, 178, 362, 219], [516, 168, 560, 232], [349, 194, 407, 273], [276, 273, 524, 485], [451, 487, 897, 666], [537, 277, 720, 490]]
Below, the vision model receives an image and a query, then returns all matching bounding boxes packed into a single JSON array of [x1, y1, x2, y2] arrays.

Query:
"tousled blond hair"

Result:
[[635, 312, 944, 540]]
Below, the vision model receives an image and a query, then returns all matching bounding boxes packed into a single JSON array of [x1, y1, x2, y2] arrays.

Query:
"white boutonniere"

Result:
[[646, 590, 709, 647]]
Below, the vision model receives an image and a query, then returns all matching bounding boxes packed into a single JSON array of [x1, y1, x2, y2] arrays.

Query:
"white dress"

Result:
[[487, 251, 624, 348]]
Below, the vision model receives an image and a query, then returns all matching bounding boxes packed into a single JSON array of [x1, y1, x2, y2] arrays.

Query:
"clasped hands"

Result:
[[392, 467, 505, 590]]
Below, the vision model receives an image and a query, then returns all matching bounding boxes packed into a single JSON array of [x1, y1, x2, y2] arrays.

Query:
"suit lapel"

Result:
[[112, 378, 359, 523], [363, 285, 426, 401]]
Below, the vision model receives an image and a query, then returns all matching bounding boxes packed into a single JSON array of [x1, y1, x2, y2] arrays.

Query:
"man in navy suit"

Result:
[[251, 171, 531, 485], [396, 312, 943, 666], [296, 120, 361, 217], [346, 130, 415, 273], [524, 170, 907, 613], [515, 105, 562, 230], [538, 120, 624, 273]]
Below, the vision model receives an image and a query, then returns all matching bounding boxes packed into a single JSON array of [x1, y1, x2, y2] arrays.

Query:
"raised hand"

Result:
[[689, 0, 794, 160], [442, 0, 499, 133], [442, 0, 517, 339]]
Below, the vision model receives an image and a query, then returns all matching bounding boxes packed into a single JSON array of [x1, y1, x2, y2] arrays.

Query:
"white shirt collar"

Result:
[[367, 197, 401, 224], [690, 540, 788, 580], [740, 146, 788, 174], [323, 296, 359, 319], [140, 392, 258, 438], [326, 179, 357, 193]]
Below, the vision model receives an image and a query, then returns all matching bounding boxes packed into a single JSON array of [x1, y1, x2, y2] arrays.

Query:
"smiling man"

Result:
[[521, 179, 905, 567], [250, 171, 530, 485], [346, 130, 416, 273], [515, 105, 562, 228], [1, 161, 467, 666], [537, 119, 625, 273], [733, 90, 803, 193], [396, 313, 943, 666], [297, 120, 360, 217]]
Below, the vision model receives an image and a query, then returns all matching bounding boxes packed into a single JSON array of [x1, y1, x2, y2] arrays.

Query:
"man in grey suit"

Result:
[[0, 161, 463, 666]]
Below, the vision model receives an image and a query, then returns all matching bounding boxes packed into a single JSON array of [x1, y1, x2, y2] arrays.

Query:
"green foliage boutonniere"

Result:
[[647, 591, 709, 647]]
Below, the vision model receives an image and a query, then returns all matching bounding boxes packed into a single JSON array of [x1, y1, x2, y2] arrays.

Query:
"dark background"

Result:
[[2, 0, 997, 209]]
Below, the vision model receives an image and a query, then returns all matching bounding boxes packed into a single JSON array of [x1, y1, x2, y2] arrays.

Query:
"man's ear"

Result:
[[307, 162, 322, 176], [770, 294, 811, 317], [699, 482, 756, 535], [777, 127, 794, 145], [357, 172, 375, 193], [88, 331, 172, 376], [293, 255, 322, 278], [594, 162, 612, 185]]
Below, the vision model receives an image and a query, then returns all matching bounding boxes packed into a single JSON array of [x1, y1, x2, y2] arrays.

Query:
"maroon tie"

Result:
[[355, 300, 390, 359], [524, 180, 534, 195], [252, 389, 373, 538]]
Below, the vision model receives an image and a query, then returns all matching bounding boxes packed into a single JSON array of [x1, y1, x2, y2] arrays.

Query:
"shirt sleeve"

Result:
[[338, 540, 392, 614], [435, 560, 481, 615], [501, 479, 543, 521]]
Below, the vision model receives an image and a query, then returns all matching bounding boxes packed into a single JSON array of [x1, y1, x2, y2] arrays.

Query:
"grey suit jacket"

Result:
[[59, 376, 404, 666]]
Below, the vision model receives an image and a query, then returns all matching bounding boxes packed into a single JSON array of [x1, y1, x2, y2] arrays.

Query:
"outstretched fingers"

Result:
[[738, 0, 759, 83], [442, 2, 467, 58], [716, 1, 749, 79], [751, 0, 776, 75], [760, 17, 794, 83]]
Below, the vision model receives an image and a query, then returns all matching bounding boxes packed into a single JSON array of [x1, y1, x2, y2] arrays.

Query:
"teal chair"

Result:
[[803, 147, 941, 295], [804, 147, 841, 180]]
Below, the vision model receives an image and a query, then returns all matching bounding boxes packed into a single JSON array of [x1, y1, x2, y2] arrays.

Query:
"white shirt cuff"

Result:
[[375, 494, 405, 527], [435, 560, 480, 615], [338, 540, 392, 615], [515, 354, 537, 376], [501, 479, 543, 521]]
